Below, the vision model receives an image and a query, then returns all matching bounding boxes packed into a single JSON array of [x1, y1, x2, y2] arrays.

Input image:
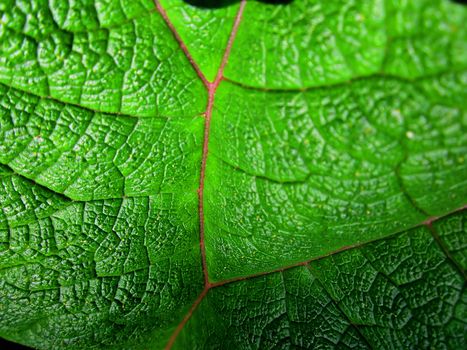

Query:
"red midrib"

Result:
[[155, 1, 247, 348], [199, 0, 247, 288]]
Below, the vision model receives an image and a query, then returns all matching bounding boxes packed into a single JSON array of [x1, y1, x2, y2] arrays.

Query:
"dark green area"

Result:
[[175, 216, 466, 349]]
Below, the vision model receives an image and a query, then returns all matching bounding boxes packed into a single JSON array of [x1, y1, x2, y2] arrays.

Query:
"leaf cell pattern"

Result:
[[0, 0, 466, 349]]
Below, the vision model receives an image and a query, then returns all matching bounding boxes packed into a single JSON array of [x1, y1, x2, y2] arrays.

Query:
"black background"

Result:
[[0, 338, 30, 350]]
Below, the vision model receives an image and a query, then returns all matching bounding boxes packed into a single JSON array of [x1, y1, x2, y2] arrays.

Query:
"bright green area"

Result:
[[159, 0, 239, 81], [224, 0, 466, 88], [0, 0, 466, 349], [175, 218, 466, 349], [0, 0, 206, 116], [205, 71, 466, 280], [225, 0, 467, 88], [0, 84, 204, 201], [0, 1, 206, 348], [225, 0, 386, 87]]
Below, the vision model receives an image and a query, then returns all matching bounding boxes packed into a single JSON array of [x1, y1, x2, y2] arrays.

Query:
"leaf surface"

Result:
[[175, 214, 466, 349], [0, 0, 466, 349]]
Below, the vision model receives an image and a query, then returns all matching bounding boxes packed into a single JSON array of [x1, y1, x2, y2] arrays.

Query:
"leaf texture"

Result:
[[174, 215, 466, 349], [0, 0, 466, 349]]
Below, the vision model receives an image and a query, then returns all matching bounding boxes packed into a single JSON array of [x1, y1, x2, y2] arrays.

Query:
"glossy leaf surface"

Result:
[[0, 0, 466, 349]]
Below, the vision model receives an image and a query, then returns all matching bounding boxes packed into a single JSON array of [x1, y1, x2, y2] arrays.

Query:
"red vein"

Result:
[[200, 0, 247, 288], [164, 288, 209, 350], [210, 204, 467, 288], [159, 1, 247, 348], [154, 1, 209, 88], [155, 1, 465, 346], [209, 243, 366, 289], [422, 203, 467, 225]]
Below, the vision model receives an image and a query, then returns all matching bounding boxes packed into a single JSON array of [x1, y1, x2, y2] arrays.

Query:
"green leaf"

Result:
[[174, 216, 466, 349], [0, 0, 466, 349]]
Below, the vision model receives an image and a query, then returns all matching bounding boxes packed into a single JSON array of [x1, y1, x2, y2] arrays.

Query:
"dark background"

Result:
[[184, 0, 466, 7], [0, 338, 30, 350]]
